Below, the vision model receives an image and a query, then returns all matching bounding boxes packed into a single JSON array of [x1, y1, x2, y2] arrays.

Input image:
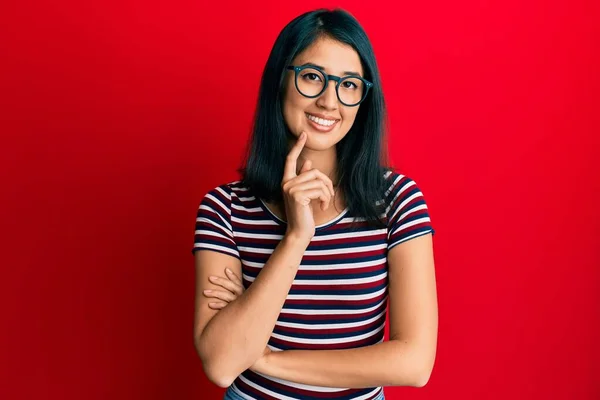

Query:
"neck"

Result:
[[295, 144, 339, 186]]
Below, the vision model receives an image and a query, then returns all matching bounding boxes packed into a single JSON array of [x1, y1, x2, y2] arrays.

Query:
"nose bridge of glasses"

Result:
[[320, 76, 339, 104], [322, 74, 342, 95]]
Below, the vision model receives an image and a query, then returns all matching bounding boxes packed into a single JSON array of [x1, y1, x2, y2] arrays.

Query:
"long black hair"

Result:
[[238, 8, 392, 229]]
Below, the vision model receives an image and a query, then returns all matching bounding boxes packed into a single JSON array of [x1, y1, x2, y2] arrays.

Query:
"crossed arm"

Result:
[[199, 233, 438, 388]]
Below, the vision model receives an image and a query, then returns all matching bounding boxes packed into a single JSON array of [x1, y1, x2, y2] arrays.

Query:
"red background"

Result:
[[1, 0, 599, 399]]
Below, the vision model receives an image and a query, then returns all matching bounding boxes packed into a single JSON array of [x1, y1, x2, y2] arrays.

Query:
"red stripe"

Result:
[[274, 314, 385, 336], [279, 304, 386, 322], [269, 331, 385, 350], [284, 291, 387, 307], [290, 278, 386, 292]]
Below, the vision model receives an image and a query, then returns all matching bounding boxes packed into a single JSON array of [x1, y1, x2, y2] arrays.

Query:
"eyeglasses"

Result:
[[286, 65, 373, 107]]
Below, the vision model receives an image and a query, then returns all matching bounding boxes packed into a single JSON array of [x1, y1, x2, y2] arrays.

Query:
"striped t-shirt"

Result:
[[192, 169, 435, 399]]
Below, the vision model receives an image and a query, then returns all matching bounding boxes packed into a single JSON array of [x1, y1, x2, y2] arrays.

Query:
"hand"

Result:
[[281, 131, 335, 242], [204, 268, 245, 310]]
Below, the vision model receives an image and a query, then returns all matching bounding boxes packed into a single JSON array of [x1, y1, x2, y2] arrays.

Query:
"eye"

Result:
[[301, 72, 322, 82], [342, 80, 358, 89]]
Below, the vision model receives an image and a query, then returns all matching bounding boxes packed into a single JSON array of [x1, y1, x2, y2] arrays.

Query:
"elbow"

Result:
[[389, 342, 435, 388], [413, 367, 433, 388], [412, 355, 435, 388], [194, 335, 237, 388], [391, 366, 432, 388], [202, 362, 236, 388]]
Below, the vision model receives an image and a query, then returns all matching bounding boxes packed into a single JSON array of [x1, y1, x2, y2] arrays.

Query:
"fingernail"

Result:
[[204, 290, 212, 294], [300, 132, 306, 139], [209, 276, 216, 281], [225, 268, 231, 274]]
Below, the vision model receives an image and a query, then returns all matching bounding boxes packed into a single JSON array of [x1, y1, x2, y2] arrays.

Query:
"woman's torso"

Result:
[[226, 180, 390, 399]]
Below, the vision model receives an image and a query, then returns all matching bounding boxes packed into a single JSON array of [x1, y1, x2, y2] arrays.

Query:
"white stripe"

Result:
[[384, 174, 402, 202], [229, 383, 256, 400], [232, 216, 279, 226], [242, 257, 386, 271], [199, 200, 233, 232], [275, 309, 386, 330], [353, 387, 383, 400], [196, 216, 233, 239], [304, 243, 386, 256], [195, 229, 233, 242], [236, 195, 256, 202], [234, 229, 384, 241], [389, 190, 422, 223], [271, 321, 385, 344], [396, 203, 428, 224], [390, 216, 431, 237], [231, 203, 262, 212], [214, 186, 231, 201], [309, 228, 387, 241], [390, 182, 423, 221], [237, 375, 301, 400], [242, 271, 387, 285], [205, 192, 232, 224], [235, 231, 284, 240], [385, 175, 412, 214], [237, 247, 275, 255], [281, 297, 387, 315], [285, 286, 387, 301], [251, 371, 349, 392], [389, 230, 433, 248], [238, 243, 386, 256], [193, 243, 239, 257]]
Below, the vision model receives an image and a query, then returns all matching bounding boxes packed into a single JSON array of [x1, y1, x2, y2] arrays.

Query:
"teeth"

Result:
[[306, 113, 337, 127]]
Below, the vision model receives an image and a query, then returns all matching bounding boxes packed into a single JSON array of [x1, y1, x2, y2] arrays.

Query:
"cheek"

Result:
[[341, 108, 359, 128], [283, 91, 309, 128]]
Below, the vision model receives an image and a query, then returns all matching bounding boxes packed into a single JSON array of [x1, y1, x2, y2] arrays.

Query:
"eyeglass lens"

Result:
[[296, 67, 365, 106]]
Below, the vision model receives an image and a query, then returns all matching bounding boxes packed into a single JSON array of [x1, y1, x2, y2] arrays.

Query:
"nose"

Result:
[[316, 80, 338, 110]]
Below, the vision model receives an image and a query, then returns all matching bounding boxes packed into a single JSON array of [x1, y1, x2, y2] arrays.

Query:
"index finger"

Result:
[[283, 132, 307, 182]]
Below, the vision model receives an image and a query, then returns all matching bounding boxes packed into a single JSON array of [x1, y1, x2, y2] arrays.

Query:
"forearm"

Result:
[[198, 234, 308, 384], [255, 340, 427, 388]]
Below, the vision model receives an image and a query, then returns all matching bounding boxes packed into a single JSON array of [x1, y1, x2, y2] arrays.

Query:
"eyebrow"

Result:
[[300, 62, 363, 77]]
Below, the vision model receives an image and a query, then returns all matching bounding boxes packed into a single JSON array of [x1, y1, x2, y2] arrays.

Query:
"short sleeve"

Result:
[[386, 175, 436, 251], [191, 184, 240, 259]]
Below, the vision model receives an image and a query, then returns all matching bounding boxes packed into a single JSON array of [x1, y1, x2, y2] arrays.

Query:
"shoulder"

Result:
[[203, 180, 250, 200], [382, 168, 421, 197]]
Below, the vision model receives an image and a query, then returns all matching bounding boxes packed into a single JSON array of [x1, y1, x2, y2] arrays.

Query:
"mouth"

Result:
[[305, 112, 340, 132]]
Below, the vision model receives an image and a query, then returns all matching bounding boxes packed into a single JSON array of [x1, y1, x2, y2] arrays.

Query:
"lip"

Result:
[[306, 112, 339, 121], [305, 112, 340, 133]]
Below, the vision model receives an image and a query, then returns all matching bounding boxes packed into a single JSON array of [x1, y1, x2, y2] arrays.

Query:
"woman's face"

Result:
[[282, 36, 364, 151]]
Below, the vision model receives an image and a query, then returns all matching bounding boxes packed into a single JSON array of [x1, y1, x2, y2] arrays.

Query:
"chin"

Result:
[[304, 129, 346, 150]]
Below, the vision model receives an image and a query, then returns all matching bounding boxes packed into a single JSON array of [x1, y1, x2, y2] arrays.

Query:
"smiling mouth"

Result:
[[305, 113, 339, 127]]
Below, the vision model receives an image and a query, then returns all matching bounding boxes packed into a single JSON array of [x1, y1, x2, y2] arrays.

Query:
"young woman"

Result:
[[192, 8, 438, 400]]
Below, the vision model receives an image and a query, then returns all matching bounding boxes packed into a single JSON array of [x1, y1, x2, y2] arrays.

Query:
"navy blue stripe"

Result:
[[281, 297, 385, 310], [293, 270, 386, 280], [306, 237, 385, 250], [268, 331, 384, 353], [289, 281, 387, 296], [278, 305, 386, 325], [241, 369, 381, 400], [197, 211, 231, 236], [273, 315, 386, 339], [239, 252, 386, 267]]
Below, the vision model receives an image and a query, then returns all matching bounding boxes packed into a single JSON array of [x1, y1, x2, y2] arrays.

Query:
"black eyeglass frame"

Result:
[[286, 65, 373, 107]]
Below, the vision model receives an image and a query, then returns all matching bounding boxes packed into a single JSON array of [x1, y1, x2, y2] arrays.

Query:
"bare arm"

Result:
[[194, 234, 308, 387], [250, 233, 438, 388], [194, 131, 335, 387]]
